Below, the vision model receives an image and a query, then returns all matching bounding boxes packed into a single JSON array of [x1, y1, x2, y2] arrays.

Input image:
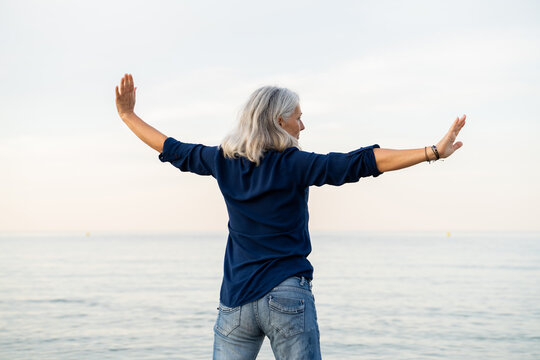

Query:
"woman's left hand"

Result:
[[436, 115, 466, 158]]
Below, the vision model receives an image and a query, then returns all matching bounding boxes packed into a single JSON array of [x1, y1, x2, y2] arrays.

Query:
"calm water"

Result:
[[1, 232, 539, 359]]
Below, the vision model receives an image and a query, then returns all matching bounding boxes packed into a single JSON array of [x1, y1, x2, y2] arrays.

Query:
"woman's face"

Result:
[[279, 105, 305, 139]]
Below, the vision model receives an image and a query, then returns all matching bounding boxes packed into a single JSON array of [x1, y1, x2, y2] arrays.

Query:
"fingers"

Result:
[[452, 141, 463, 151], [449, 116, 459, 133], [117, 73, 135, 95], [117, 76, 133, 102], [448, 115, 465, 153], [458, 114, 466, 128], [124, 73, 132, 92], [127, 74, 134, 92], [449, 114, 466, 136], [120, 76, 125, 94], [456, 115, 466, 135]]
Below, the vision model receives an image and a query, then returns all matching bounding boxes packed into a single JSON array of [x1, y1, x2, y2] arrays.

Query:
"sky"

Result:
[[1, 0, 539, 233]]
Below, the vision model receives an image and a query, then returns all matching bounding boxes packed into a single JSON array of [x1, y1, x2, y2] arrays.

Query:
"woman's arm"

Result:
[[373, 115, 466, 172], [115, 74, 167, 153]]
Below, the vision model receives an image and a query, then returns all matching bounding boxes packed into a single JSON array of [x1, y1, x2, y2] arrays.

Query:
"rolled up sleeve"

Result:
[[158, 137, 218, 177], [293, 145, 383, 187]]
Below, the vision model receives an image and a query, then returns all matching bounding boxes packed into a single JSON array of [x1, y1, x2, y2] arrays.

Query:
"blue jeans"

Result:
[[213, 276, 321, 360]]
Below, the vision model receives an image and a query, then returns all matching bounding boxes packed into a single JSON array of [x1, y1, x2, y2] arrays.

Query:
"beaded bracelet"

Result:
[[431, 145, 440, 160]]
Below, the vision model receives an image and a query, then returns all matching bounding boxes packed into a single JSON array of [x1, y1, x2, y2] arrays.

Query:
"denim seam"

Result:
[[213, 326, 231, 341], [253, 300, 263, 332], [271, 285, 312, 295]]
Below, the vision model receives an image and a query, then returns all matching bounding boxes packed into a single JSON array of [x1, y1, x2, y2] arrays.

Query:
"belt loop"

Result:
[[300, 276, 305, 286]]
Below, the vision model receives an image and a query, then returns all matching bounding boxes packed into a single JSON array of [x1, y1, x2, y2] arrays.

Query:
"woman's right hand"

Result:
[[115, 73, 136, 118]]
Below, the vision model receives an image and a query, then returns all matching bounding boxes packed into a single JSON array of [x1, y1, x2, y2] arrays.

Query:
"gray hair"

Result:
[[221, 86, 300, 165]]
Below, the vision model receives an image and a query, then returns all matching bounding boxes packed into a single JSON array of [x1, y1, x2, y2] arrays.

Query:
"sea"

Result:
[[1, 232, 539, 360]]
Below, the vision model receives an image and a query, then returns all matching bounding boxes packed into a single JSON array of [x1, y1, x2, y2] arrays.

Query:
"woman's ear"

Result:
[[277, 116, 283, 127]]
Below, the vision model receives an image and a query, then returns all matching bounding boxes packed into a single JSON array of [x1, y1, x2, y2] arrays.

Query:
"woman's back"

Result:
[[159, 136, 381, 307]]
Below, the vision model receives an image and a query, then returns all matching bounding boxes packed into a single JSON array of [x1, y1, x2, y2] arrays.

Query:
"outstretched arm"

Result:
[[115, 74, 167, 153], [373, 115, 466, 172]]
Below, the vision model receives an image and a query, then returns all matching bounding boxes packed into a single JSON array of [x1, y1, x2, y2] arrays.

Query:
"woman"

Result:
[[115, 73, 466, 359]]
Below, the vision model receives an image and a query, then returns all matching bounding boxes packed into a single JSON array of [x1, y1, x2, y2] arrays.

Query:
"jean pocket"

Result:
[[268, 295, 305, 337], [215, 303, 241, 337]]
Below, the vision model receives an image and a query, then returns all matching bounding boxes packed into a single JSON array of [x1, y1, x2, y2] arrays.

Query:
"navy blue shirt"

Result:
[[159, 137, 382, 307]]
